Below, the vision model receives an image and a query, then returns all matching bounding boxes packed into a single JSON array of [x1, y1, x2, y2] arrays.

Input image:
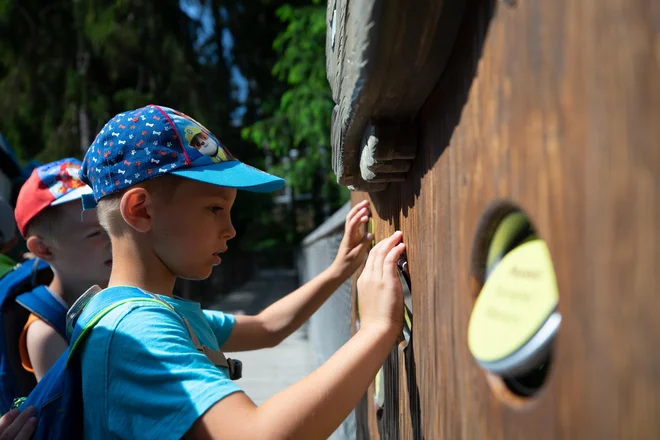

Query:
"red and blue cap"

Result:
[[80, 104, 285, 207], [15, 158, 93, 237]]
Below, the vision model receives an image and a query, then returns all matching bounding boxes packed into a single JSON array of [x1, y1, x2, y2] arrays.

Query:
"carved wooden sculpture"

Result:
[[326, 0, 466, 191]]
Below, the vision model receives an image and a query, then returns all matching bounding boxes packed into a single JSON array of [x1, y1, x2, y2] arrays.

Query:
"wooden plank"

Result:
[[350, 0, 660, 438]]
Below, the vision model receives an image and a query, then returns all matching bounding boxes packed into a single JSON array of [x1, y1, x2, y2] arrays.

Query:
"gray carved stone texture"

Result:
[[326, 0, 466, 192]]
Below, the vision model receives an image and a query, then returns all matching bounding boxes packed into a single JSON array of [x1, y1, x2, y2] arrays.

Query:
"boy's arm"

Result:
[[189, 231, 406, 440], [221, 265, 346, 351], [25, 321, 68, 382], [221, 201, 372, 352]]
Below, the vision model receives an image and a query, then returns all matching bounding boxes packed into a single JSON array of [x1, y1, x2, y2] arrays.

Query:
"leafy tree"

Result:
[[241, 0, 349, 230], [0, 0, 343, 269], [0, 0, 207, 163]]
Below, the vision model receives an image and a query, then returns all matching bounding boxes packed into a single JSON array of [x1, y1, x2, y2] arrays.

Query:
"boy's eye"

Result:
[[208, 206, 224, 214]]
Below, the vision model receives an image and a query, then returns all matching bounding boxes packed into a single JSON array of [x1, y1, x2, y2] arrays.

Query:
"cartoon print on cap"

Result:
[[44, 160, 86, 196], [168, 109, 234, 164], [184, 125, 229, 163]]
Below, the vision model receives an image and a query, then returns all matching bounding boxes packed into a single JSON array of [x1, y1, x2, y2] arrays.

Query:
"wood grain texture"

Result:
[[350, 0, 660, 438]]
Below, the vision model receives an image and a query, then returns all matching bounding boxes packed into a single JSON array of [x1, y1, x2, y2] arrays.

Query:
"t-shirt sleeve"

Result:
[[203, 309, 235, 347], [104, 305, 242, 439]]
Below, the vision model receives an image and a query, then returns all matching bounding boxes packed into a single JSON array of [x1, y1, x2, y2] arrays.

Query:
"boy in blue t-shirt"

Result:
[[77, 105, 407, 439]]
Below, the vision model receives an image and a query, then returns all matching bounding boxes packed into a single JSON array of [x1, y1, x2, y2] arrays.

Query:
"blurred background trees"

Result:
[[0, 0, 347, 299]]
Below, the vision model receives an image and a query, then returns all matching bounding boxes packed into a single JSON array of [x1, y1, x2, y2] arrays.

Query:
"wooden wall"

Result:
[[350, 0, 660, 438]]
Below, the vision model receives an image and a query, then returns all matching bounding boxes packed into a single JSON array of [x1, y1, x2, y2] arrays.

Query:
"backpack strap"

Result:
[[0, 258, 50, 301], [66, 289, 230, 371], [15, 286, 67, 338], [145, 294, 230, 369]]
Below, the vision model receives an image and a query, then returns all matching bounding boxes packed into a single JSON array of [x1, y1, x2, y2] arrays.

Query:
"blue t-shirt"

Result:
[[80, 286, 243, 439]]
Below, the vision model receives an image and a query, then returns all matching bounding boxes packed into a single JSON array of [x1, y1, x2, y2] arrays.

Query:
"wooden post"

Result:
[[331, 0, 660, 438]]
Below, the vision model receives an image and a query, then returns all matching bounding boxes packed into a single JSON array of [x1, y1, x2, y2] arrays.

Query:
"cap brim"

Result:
[[51, 185, 94, 206], [170, 161, 285, 193]]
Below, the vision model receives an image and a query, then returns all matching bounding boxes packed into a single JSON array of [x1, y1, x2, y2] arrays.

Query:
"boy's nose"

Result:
[[222, 222, 236, 241]]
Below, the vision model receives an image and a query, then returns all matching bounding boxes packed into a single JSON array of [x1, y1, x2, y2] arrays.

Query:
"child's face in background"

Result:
[[149, 179, 237, 280], [49, 201, 112, 287]]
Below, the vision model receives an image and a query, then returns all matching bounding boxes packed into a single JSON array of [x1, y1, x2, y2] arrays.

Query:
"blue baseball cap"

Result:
[[80, 105, 285, 206]]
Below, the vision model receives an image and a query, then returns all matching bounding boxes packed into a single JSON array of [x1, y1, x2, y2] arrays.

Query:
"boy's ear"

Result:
[[26, 236, 54, 262], [120, 187, 153, 233]]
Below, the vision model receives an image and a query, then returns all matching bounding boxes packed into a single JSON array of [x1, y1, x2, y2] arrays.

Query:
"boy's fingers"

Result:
[[351, 241, 372, 260], [14, 418, 37, 440], [362, 230, 374, 243], [370, 231, 403, 280], [363, 231, 402, 278], [350, 234, 372, 252], [346, 201, 370, 224], [363, 242, 377, 276], [347, 209, 368, 231], [0, 407, 36, 440], [0, 409, 18, 432], [346, 202, 363, 220], [384, 243, 406, 281], [351, 216, 370, 239], [363, 231, 391, 275], [373, 231, 402, 257]]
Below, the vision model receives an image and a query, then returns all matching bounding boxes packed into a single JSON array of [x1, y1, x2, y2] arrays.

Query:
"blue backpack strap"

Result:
[[64, 288, 232, 373], [0, 258, 49, 301], [15, 286, 68, 338], [66, 289, 178, 365], [0, 258, 52, 415]]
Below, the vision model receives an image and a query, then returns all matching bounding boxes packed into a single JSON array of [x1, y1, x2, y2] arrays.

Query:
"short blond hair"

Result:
[[24, 205, 68, 246], [96, 176, 184, 236], [96, 193, 124, 236]]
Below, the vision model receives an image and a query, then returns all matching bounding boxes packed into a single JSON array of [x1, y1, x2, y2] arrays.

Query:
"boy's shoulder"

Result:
[[74, 285, 178, 333], [76, 286, 199, 376], [25, 317, 68, 374], [26, 316, 66, 347], [73, 285, 215, 354]]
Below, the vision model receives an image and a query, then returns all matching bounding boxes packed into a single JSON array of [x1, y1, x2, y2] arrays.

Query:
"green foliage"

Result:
[[242, 1, 348, 208], [0, 0, 347, 257], [0, 0, 204, 163]]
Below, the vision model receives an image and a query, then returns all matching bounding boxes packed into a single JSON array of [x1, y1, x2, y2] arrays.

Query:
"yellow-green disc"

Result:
[[486, 211, 530, 274], [468, 240, 559, 362]]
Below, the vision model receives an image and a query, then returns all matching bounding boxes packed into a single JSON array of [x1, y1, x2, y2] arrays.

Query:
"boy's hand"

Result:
[[331, 200, 373, 279], [0, 407, 37, 440], [356, 231, 406, 336]]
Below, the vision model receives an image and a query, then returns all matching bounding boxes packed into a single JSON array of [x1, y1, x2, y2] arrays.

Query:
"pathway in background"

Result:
[[208, 269, 316, 405]]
